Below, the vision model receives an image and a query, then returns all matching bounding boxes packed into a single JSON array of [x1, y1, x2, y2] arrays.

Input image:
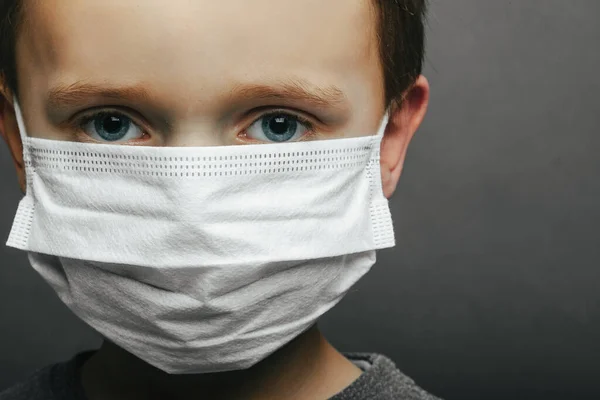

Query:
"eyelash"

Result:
[[75, 108, 316, 140], [78, 110, 130, 128]]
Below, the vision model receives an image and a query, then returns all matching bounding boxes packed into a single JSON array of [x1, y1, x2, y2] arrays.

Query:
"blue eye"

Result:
[[81, 112, 144, 142], [246, 113, 310, 143]]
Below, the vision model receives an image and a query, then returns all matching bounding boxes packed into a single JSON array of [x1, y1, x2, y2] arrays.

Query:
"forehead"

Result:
[[20, 0, 381, 108]]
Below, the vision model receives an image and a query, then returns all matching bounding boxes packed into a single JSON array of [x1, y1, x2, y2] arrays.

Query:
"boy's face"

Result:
[[2, 0, 430, 198], [15, 0, 385, 145]]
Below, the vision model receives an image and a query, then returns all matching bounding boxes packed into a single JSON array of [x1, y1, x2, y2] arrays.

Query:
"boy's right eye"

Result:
[[79, 111, 148, 143]]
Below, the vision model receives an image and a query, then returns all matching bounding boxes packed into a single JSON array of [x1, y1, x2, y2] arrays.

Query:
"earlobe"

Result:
[[379, 75, 430, 199]]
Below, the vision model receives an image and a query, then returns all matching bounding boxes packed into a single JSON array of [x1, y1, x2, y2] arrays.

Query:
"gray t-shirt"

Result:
[[0, 352, 443, 400]]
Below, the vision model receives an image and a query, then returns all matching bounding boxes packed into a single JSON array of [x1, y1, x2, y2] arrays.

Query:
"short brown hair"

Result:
[[0, 0, 427, 106]]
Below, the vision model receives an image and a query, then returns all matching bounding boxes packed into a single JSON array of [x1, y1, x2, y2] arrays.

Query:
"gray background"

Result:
[[1, 1, 599, 399]]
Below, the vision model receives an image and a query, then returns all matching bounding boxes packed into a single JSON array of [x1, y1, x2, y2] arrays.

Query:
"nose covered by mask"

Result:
[[7, 99, 395, 374]]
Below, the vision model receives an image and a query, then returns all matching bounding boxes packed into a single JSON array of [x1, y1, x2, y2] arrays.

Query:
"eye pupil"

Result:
[[262, 114, 297, 142], [103, 116, 123, 133], [270, 117, 290, 134], [94, 114, 131, 141]]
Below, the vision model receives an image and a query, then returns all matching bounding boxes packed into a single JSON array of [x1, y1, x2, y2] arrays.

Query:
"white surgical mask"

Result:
[[7, 99, 395, 374]]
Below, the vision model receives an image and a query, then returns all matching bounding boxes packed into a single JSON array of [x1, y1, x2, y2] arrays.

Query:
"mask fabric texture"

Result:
[[7, 99, 395, 374]]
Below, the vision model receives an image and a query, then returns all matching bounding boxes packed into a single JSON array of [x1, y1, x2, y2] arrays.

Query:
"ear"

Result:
[[380, 75, 429, 199], [0, 80, 26, 193]]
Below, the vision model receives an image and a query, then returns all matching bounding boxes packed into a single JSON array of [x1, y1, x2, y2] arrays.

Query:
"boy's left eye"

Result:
[[245, 112, 312, 143]]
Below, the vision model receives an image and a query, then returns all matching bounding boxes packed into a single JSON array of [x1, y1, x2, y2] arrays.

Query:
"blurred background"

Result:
[[1, 1, 599, 399]]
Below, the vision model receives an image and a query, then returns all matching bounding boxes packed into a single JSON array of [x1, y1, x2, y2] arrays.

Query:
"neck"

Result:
[[81, 325, 362, 400]]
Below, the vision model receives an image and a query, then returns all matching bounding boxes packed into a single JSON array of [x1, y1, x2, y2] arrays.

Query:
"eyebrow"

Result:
[[227, 79, 347, 109], [46, 78, 348, 111], [46, 82, 153, 110]]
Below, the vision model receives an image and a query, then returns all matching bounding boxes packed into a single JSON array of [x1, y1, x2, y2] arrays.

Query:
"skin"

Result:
[[0, 0, 429, 399]]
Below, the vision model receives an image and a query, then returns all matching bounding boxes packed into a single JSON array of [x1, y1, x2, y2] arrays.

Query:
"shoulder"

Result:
[[0, 365, 55, 400], [335, 353, 444, 400], [1, 351, 95, 400]]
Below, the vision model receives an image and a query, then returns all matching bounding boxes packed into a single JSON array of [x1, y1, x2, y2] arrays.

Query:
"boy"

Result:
[[0, 0, 438, 399]]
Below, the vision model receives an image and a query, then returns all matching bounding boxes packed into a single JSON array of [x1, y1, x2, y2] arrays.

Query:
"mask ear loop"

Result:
[[368, 109, 390, 202], [375, 109, 390, 139], [371, 108, 390, 169], [12, 97, 29, 143], [12, 97, 33, 194], [372, 108, 390, 157]]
